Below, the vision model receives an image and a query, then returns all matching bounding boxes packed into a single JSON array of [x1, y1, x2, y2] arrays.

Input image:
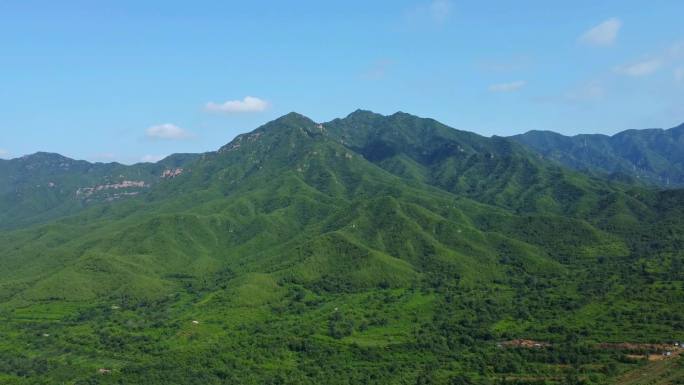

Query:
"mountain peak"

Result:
[[218, 112, 322, 153], [268, 111, 317, 127], [255, 111, 321, 136], [344, 109, 384, 120], [389, 111, 412, 118], [19, 152, 75, 163]]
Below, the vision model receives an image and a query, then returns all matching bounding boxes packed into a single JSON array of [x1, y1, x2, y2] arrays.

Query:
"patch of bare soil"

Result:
[[500, 339, 551, 348]]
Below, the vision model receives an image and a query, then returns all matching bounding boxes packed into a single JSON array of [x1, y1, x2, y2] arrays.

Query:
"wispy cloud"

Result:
[[428, 0, 452, 23], [488, 80, 526, 93], [478, 56, 532, 72], [205, 96, 269, 113], [141, 154, 165, 163], [669, 42, 684, 57], [0, 149, 9, 159], [406, 0, 453, 26], [579, 18, 622, 46], [564, 82, 605, 102], [534, 81, 605, 105], [675, 67, 684, 83], [145, 123, 192, 140], [362, 59, 393, 80], [615, 59, 662, 77], [613, 41, 684, 78]]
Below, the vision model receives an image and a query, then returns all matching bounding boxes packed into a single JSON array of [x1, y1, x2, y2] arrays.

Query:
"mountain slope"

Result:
[[510, 123, 684, 187], [325, 110, 652, 225], [0, 111, 682, 384], [0, 152, 199, 229]]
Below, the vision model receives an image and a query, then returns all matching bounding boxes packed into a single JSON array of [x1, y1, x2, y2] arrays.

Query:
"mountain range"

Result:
[[510, 122, 684, 187], [0, 110, 682, 385], [4, 112, 682, 232]]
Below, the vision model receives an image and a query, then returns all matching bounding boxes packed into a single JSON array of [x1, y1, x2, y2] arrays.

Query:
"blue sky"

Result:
[[1, 0, 683, 163]]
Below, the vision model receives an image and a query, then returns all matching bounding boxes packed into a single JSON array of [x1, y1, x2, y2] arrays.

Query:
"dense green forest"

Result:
[[0, 111, 682, 384], [510, 123, 684, 187]]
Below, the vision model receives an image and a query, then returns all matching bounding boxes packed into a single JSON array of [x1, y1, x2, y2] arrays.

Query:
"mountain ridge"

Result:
[[3, 110, 679, 230], [0, 151, 201, 229], [0, 110, 682, 384], [510, 121, 684, 187]]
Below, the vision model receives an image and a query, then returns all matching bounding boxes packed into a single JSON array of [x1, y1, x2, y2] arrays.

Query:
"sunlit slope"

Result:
[[0, 112, 628, 305], [0, 111, 682, 384]]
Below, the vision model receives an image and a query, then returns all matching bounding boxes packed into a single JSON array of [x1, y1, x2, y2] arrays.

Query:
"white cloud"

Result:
[[145, 123, 192, 140], [141, 154, 165, 163], [676, 67, 684, 83], [613, 41, 683, 80], [429, 0, 452, 23], [579, 18, 622, 46], [615, 59, 662, 76], [0, 149, 9, 159], [205, 96, 269, 113], [488, 80, 527, 93]]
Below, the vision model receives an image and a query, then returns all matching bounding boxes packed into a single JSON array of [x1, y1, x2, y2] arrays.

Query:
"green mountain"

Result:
[[510, 123, 684, 187], [0, 111, 682, 385], [0, 152, 199, 229]]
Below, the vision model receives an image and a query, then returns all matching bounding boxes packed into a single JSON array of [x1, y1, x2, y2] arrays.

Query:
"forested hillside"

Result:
[[0, 111, 682, 385], [0, 152, 198, 229], [510, 123, 684, 187]]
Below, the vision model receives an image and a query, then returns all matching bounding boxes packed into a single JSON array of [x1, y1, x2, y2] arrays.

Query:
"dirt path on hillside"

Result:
[[613, 357, 683, 385]]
